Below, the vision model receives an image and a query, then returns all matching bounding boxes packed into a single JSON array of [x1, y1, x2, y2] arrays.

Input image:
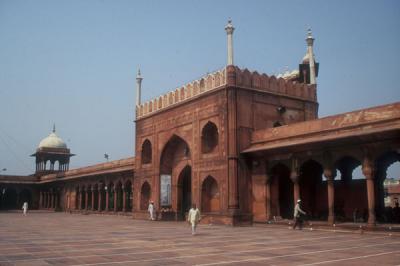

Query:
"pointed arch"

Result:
[[160, 134, 191, 175], [140, 181, 151, 211], [201, 121, 218, 153], [141, 139, 152, 164], [201, 176, 220, 212]]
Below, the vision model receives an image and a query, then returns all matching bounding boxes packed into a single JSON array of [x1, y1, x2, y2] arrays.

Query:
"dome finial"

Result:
[[52, 123, 56, 133]]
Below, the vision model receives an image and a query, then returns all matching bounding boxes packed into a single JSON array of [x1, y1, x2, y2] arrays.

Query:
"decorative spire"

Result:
[[136, 68, 143, 106], [306, 28, 314, 46], [305, 28, 316, 85], [225, 19, 235, 66], [52, 123, 56, 133]]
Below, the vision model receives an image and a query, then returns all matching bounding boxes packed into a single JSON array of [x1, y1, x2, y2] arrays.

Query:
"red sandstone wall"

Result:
[[237, 84, 318, 219], [135, 89, 229, 216]]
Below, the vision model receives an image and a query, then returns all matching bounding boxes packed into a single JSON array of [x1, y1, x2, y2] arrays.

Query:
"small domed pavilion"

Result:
[[31, 125, 74, 175]]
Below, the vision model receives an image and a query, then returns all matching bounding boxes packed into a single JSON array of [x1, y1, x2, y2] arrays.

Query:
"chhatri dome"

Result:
[[32, 124, 73, 175], [38, 125, 67, 149]]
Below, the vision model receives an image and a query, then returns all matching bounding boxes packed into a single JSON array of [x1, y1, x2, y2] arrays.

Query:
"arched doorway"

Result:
[[177, 165, 191, 219], [270, 163, 293, 219], [140, 182, 151, 211], [159, 134, 191, 220], [201, 176, 220, 212], [299, 160, 324, 220], [376, 151, 400, 223], [335, 156, 366, 221], [2, 187, 17, 209], [19, 189, 32, 208], [125, 180, 132, 212]]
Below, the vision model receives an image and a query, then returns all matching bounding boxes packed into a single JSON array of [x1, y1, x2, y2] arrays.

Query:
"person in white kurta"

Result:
[[22, 202, 28, 216], [293, 199, 306, 229], [148, 201, 155, 220], [188, 204, 201, 235]]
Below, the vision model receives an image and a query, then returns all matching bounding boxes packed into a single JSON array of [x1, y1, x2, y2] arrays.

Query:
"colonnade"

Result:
[[73, 182, 134, 213], [262, 154, 382, 226], [39, 190, 59, 209]]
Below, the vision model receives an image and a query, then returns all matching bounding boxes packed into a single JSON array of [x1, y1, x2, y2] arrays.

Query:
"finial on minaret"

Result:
[[225, 19, 235, 66], [136, 68, 143, 106], [52, 123, 56, 133], [305, 28, 316, 85]]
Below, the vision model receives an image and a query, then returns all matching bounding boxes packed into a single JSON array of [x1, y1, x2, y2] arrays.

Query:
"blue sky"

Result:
[[0, 0, 399, 176]]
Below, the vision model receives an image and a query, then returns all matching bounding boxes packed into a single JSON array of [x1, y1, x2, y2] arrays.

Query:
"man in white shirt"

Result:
[[148, 201, 155, 220], [22, 202, 28, 216], [188, 204, 201, 235]]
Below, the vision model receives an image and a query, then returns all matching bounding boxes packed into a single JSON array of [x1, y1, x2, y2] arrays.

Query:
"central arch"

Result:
[[159, 134, 191, 220]]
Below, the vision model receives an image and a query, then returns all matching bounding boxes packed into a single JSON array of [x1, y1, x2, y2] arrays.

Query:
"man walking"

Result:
[[22, 202, 28, 216], [188, 204, 201, 235], [148, 201, 156, 220], [293, 199, 306, 230]]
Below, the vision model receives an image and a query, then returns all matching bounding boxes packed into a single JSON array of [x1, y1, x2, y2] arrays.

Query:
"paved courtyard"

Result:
[[0, 212, 399, 266]]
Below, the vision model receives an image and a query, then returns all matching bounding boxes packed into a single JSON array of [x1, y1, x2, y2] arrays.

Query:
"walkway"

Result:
[[0, 211, 399, 265]]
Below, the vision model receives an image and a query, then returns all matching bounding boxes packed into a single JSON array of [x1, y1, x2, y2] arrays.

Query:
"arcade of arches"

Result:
[[1, 103, 399, 227]]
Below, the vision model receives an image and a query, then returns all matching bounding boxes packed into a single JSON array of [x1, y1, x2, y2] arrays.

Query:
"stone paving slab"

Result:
[[0, 211, 399, 266]]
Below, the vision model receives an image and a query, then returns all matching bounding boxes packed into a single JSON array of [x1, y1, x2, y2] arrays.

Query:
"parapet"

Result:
[[136, 68, 227, 119], [136, 66, 317, 119], [233, 66, 317, 103]]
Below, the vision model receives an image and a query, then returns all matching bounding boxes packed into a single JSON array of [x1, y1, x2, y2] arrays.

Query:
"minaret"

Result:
[[306, 28, 316, 85], [136, 69, 143, 106], [52, 123, 56, 133], [225, 19, 235, 66]]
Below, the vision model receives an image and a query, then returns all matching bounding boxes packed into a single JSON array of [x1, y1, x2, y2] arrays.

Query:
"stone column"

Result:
[[91, 188, 95, 211], [54, 192, 58, 210], [122, 186, 127, 212], [290, 171, 300, 206], [53, 193, 57, 209], [114, 188, 118, 212], [39, 191, 43, 209], [44, 192, 47, 208], [98, 187, 102, 212], [265, 173, 272, 221], [131, 184, 135, 212], [48, 192, 51, 208], [79, 190, 83, 210], [45, 192, 50, 209], [363, 156, 376, 226], [85, 190, 89, 210], [105, 188, 109, 212], [49, 192, 53, 209], [324, 168, 336, 224]]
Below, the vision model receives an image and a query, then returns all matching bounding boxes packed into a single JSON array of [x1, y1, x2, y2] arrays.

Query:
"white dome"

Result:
[[38, 131, 67, 149]]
